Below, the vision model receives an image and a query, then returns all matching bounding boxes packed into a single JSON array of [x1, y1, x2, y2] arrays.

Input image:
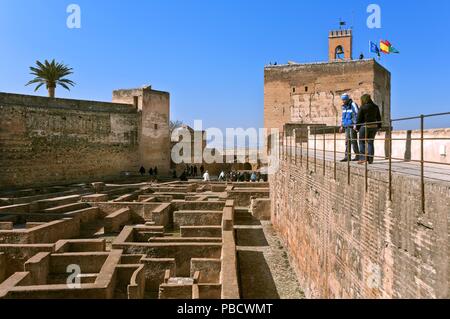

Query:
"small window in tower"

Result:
[[154, 124, 158, 130], [292, 87, 296, 93], [305, 86, 308, 92], [335, 45, 345, 60]]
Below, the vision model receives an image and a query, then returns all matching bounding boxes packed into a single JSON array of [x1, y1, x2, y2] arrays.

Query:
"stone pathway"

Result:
[[289, 148, 450, 183], [235, 209, 305, 299]]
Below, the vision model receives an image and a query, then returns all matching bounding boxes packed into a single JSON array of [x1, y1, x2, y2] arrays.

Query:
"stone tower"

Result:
[[113, 86, 171, 175], [264, 29, 391, 134], [328, 29, 353, 61]]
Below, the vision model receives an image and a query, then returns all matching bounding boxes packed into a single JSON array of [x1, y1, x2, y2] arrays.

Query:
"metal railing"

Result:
[[280, 112, 450, 214]]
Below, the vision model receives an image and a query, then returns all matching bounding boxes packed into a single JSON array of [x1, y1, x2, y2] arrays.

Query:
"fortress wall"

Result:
[[0, 93, 140, 189], [270, 157, 450, 299]]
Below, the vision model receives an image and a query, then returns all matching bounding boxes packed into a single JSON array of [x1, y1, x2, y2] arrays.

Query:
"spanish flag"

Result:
[[380, 40, 400, 54]]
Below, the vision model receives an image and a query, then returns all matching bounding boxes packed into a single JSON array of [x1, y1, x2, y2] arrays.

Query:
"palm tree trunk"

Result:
[[48, 86, 55, 98]]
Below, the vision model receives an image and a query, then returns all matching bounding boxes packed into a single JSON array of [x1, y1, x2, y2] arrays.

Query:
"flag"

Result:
[[380, 40, 400, 54], [370, 41, 380, 55], [380, 40, 390, 53]]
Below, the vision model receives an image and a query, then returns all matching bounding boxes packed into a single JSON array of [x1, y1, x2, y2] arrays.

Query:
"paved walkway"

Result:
[[285, 148, 450, 183], [235, 208, 305, 299]]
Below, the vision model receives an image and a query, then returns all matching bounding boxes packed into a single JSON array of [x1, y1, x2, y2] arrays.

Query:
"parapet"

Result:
[[0, 92, 138, 114], [329, 29, 352, 38]]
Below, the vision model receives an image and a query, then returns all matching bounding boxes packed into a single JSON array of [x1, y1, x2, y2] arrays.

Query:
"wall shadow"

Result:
[[237, 250, 280, 299], [235, 228, 269, 247]]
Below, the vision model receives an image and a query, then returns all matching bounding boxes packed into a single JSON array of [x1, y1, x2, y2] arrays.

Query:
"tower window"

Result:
[[335, 45, 345, 60], [305, 86, 308, 92], [154, 124, 158, 130], [292, 87, 296, 93]]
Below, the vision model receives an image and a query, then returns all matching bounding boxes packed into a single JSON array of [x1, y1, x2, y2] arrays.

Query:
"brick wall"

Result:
[[270, 156, 450, 299], [0, 93, 140, 189]]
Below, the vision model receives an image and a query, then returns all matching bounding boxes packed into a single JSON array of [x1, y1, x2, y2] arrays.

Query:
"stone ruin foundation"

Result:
[[0, 180, 302, 299]]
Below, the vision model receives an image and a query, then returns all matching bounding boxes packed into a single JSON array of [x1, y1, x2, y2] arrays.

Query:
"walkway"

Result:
[[285, 148, 450, 183], [235, 207, 305, 299]]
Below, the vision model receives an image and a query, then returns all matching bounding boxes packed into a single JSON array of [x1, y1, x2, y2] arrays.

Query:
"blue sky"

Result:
[[0, 0, 449, 131]]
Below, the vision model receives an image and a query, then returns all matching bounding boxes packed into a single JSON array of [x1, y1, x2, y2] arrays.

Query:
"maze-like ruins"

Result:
[[0, 180, 272, 299]]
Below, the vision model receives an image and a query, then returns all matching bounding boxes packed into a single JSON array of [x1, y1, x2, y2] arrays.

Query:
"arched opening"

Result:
[[243, 163, 253, 171], [335, 45, 345, 60]]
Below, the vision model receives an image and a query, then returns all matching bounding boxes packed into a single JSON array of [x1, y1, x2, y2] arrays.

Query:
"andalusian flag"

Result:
[[380, 40, 400, 54]]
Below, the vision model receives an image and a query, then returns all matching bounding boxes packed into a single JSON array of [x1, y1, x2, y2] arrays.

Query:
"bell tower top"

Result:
[[328, 29, 353, 61]]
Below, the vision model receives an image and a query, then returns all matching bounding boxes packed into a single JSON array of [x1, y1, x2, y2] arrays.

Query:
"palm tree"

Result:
[[26, 59, 75, 98]]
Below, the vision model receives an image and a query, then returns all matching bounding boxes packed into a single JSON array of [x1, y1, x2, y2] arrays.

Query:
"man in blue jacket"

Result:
[[339, 93, 360, 162]]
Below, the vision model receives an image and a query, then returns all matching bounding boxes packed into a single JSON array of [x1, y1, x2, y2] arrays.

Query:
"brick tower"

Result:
[[328, 29, 353, 61]]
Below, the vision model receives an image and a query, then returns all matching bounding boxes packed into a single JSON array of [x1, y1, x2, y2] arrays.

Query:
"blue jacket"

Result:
[[341, 100, 359, 128]]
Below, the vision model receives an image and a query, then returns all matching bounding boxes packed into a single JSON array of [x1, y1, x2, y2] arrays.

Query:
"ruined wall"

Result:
[[264, 59, 391, 132], [0, 93, 140, 189], [270, 158, 450, 299], [113, 87, 171, 175]]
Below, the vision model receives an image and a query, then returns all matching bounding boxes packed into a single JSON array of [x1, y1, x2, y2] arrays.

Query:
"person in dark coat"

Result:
[[139, 166, 146, 176], [149, 168, 154, 176], [194, 166, 198, 177], [180, 171, 188, 181], [200, 165, 205, 176], [356, 94, 382, 164]]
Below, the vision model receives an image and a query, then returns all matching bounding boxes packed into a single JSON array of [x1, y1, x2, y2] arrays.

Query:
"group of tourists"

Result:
[[139, 166, 158, 177], [175, 165, 205, 181], [220, 171, 266, 183], [339, 93, 382, 164]]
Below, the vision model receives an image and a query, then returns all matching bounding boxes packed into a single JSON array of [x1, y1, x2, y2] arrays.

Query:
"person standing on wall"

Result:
[[139, 166, 146, 176], [356, 94, 382, 165], [149, 167, 154, 176], [339, 93, 360, 162], [194, 166, 198, 177]]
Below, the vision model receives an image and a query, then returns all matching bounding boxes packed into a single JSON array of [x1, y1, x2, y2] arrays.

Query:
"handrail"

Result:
[[280, 111, 450, 214]]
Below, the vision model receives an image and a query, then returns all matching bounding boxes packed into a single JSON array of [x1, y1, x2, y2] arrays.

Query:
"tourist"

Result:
[[200, 165, 205, 176], [149, 167, 154, 176], [356, 94, 382, 165], [250, 172, 257, 182], [339, 93, 360, 162], [180, 170, 188, 181], [218, 171, 225, 181], [139, 166, 146, 176], [194, 166, 198, 177], [203, 170, 210, 182]]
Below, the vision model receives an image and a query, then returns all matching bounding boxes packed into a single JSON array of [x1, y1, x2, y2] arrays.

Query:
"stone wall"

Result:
[[0, 93, 140, 189], [270, 156, 450, 299]]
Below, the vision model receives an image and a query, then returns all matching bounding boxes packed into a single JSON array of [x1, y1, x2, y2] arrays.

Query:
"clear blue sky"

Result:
[[1, 0, 449, 131]]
